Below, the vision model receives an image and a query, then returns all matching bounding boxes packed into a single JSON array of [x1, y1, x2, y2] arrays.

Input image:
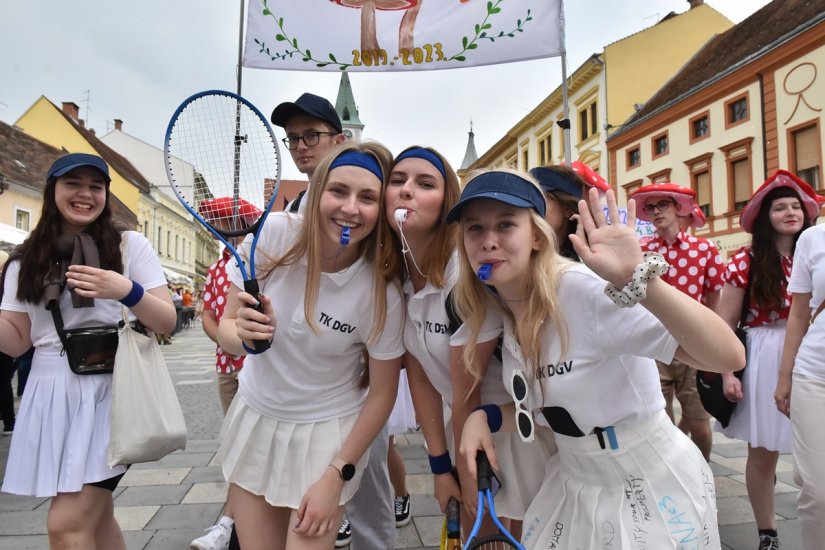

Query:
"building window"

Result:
[[143, 221, 149, 237], [167, 231, 171, 257], [731, 158, 751, 211], [694, 171, 711, 217], [175, 235, 179, 260], [725, 94, 750, 128], [720, 137, 754, 216], [790, 122, 822, 191], [651, 131, 669, 159], [689, 111, 710, 143], [579, 101, 598, 142], [14, 209, 30, 232], [623, 179, 643, 199], [538, 134, 551, 166], [627, 146, 641, 169], [157, 225, 162, 254], [522, 147, 529, 170]]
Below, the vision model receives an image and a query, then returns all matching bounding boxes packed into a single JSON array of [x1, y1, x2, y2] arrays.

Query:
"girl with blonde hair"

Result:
[[452, 170, 743, 549], [216, 141, 405, 550]]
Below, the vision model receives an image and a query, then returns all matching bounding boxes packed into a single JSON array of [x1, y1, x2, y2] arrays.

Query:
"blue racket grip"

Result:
[[243, 279, 271, 353], [477, 263, 492, 282]]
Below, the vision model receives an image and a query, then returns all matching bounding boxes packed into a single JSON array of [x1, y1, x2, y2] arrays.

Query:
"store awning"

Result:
[[163, 267, 193, 286]]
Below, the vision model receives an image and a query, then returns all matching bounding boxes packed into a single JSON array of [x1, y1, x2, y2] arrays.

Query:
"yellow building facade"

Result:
[[462, 3, 733, 177], [607, 1, 825, 256], [15, 97, 143, 215]]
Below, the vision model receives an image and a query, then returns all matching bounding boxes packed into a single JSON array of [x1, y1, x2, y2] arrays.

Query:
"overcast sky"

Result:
[[1, 1, 771, 181]]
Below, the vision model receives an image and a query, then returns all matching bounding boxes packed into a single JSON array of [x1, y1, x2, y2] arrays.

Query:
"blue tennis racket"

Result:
[[463, 451, 524, 550], [163, 90, 281, 352]]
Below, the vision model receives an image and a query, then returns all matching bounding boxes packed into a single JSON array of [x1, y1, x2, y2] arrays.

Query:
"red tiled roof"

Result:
[[618, 0, 825, 131]]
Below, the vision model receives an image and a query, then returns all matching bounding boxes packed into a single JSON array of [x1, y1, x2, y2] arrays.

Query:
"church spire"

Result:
[[460, 121, 478, 170], [335, 72, 364, 140]]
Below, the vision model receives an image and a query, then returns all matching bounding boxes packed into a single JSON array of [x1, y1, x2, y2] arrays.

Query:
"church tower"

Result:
[[460, 121, 479, 170], [335, 72, 364, 141]]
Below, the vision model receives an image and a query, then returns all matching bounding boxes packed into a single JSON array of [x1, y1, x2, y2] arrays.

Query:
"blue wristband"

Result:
[[428, 451, 452, 475], [241, 341, 264, 355], [119, 280, 144, 308], [473, 404, 503, 433]]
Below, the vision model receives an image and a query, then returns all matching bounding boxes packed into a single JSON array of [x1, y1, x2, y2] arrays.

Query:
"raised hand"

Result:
[[235, 291, 275, 343], [569, 188, 644, 288]]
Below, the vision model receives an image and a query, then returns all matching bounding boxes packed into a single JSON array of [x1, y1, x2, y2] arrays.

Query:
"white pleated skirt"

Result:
[[444, 403, 557, 520], [216, 395, 368, 508], [1, 349, 127, 498], [522, 410, 719, 550], [387, 369, 417, 436], [717, 322, 792, 453]]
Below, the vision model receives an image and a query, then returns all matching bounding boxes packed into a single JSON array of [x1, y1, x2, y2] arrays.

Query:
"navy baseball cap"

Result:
[[271, 93, 343, 133], [446, 171, 546, 223], [47, 153, 111, 183], [529, 167, 583, 199]]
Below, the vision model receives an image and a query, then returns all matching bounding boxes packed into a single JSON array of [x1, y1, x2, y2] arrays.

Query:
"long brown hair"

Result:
[[386, 146, 461, 288], [258, 141, 396, 343], [16, 175, 124, 304]]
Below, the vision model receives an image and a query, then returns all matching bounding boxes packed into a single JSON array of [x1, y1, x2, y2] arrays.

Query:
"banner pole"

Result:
[[561, 52, 571, 165], [236, 0, 246, 95]]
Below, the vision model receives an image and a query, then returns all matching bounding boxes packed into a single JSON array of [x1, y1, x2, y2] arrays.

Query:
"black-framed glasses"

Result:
[[281, 131, 337, 150], [511, 369, 535, 443], [642, 200, 675, 215]]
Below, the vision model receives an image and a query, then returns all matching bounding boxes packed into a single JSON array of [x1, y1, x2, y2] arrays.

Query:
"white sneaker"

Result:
[[191, 517, 233, 550]]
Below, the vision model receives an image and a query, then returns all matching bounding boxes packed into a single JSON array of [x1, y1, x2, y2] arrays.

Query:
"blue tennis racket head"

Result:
[[163, 89, 281, 282], [463, 451, 524, 550]]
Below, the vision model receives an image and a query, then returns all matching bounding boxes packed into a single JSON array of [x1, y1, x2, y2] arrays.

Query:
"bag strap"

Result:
[[738, 252, 755, 329], [47, 287, 72, 355], [811, 301, 825, 325]]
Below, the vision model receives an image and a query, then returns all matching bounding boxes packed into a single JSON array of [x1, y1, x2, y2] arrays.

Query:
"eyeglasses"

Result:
[[642, 200, 675, 215], [281, 131, 338, 150], [511, 369, 535, 443]]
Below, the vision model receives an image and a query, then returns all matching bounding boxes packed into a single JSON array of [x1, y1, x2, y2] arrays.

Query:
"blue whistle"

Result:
[[340, 226, 350, 246], [477, 263, 492, 282]]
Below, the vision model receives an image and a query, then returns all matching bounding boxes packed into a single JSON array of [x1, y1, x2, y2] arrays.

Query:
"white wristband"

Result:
[[604, 252, 669, 307]]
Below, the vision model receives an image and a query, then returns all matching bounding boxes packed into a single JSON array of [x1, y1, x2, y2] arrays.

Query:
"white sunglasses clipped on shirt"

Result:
[[510, 368, 535, 443]]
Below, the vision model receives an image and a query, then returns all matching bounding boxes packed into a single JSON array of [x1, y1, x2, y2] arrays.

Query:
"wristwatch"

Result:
[[330, 457, 355, 481]]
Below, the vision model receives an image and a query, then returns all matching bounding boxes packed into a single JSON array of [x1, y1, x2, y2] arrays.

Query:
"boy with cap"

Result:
[[271, 93, 395, 550], [271, 93, 347, 214], [630, 183, 726, 461]]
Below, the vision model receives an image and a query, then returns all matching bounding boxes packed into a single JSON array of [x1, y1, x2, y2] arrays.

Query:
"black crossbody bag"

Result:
[[49, 296, 120, 375]]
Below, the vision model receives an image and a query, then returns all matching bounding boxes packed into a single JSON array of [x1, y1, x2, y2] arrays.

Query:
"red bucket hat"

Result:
[[569, 161, 611, 193], [739, 170, 821, 233], [197, 197, 262, 229], [629, 183, 697, 223], [689, 203, 706, 229]]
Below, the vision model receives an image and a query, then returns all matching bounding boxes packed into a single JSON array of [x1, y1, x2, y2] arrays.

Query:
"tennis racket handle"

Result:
[[446, 497, 460, 538], [476, 450, 493, 491], [243, 279, 271, 353]]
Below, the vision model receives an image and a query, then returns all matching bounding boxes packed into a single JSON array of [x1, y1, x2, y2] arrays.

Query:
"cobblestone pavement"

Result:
[[0, 325, 800, 549]]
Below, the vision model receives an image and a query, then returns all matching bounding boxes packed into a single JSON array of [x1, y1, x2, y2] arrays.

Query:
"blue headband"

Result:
[[529, 167, 583, 199], [393, 147, 447, 179], [329, 151, 384, 182]]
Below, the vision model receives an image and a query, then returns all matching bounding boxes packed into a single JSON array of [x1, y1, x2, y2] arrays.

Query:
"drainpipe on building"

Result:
[[758, 73, 768, 181]]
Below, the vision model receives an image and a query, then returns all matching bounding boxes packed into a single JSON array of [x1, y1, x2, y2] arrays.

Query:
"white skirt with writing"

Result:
[[522, 410, 719, 550], [216, 394, 369, 508]]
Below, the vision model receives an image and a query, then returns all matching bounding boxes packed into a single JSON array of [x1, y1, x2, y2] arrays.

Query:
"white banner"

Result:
[[243, 0, 564, 72]]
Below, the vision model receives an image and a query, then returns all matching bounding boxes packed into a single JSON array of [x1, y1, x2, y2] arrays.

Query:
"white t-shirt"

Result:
[[1, 231, 167, 350], [227, 212, 405, 422], [404, 253, 510, 405], [458, 264, 678, 435], [787, 224, 825, 381]]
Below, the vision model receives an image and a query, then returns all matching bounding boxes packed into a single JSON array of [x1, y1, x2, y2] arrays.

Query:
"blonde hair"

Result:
[[259, 140, 395, 343], [388, 146, 461, 288], [452, 169, 570, 395]]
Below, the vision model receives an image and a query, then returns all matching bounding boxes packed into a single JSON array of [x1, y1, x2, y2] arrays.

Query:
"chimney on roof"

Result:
[[79, 119, 85, 128], [62, 102, 80, 120], [89, 128, 96, 136], [114, 119, 123, 131], [688, 0, 703, 8]]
